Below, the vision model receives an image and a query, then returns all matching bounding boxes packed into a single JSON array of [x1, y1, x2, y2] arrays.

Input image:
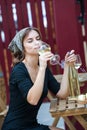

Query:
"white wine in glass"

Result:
[[74, 54, 82, 70], [38, 42, 60, 65], [38, 42, 51, 55]]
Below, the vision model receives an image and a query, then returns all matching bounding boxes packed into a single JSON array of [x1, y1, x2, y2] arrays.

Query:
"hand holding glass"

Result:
[[38, 42, 60, 65]]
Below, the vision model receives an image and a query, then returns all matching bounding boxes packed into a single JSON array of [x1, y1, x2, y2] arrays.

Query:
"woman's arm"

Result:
[[27, 52, 53, 105], [27, 67, 46, 105]]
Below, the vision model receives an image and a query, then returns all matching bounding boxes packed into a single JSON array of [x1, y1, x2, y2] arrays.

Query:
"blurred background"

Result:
[[0, 0, 87, 129]]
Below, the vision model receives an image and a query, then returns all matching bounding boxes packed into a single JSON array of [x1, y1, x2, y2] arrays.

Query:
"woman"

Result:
[[2, 27, 76, 130]]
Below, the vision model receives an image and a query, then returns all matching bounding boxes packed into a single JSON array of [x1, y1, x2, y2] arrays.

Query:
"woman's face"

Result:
[[23, 30, 41, 55]]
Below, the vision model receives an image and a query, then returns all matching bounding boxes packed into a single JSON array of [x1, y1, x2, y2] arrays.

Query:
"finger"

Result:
[[66, 57, 76, 62], [69, 50, 75, 55], [66, 50, 75, 58]]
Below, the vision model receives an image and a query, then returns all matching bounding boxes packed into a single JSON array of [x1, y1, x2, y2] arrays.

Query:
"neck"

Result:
[[23, 55, 39, 68]]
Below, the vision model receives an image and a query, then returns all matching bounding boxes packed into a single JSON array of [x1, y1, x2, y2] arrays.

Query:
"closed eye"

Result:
[[36, 36, 41, 40], [27, 38, 33, 43], [26, 36, 41, 43]]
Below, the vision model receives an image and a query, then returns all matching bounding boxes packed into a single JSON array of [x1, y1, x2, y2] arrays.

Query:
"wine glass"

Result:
[[74, 54, 82, 70], [38, 41, 60, 65]]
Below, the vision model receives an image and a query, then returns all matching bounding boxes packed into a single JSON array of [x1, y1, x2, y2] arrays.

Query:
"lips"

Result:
[[34, 46, 40, 49]]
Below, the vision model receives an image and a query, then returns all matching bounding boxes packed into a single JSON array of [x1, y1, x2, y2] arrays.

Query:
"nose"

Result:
[[34, 40, 42, 46], [35, 41, 40, 45]]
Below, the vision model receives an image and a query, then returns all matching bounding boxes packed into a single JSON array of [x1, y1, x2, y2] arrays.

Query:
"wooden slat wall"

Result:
[[15, 0, 25, 29]]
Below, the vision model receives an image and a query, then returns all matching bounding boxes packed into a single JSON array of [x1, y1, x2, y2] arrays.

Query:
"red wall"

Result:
[[53, 0, 86, 73]]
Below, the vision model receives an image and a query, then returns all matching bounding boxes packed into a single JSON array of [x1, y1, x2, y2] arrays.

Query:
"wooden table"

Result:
[[49, 98, 87, 130]]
